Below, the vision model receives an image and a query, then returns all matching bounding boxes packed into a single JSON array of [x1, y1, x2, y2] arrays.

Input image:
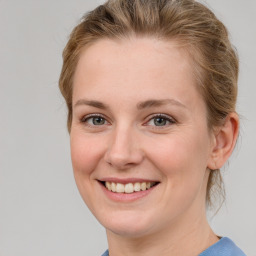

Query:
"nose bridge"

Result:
[[105, 123, 143, 169]]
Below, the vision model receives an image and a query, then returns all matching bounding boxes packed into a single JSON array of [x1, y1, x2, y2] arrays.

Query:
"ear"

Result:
[[207, 112, 239, 170]]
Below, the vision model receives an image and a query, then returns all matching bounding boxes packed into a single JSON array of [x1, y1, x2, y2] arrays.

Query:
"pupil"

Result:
[[93, 117, 104, 125], [154, 117, 166, 126]]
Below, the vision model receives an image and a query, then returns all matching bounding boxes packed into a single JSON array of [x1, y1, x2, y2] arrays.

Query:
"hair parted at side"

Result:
[[59, 0, 239, 208]]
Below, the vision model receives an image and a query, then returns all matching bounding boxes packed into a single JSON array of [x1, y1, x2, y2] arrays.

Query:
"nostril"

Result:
[[104, 132, 144, 168], [105, 153, 134, 169], [104, 149, 144, 169]]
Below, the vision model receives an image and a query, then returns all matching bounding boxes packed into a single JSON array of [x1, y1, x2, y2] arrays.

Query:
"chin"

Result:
[[98, 210, 157, 238]]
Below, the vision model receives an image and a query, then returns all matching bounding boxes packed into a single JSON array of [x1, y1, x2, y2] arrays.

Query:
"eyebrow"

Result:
[[74, 99, 109, 109], [137, 99, 187, 110], [74, 98, 187, 110]]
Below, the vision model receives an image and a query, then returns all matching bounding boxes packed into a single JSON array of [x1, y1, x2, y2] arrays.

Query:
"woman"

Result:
[[59, 0, 246, 255]]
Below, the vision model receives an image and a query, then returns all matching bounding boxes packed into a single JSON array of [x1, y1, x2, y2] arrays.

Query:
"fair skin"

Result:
[[70, 37, 239, 256]]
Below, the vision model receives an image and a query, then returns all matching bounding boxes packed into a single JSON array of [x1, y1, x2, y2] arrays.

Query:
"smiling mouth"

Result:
[[102, 181, 159, 193]]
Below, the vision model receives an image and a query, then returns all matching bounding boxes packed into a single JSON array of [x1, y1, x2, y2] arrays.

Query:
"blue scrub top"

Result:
[[101, 237, 246, 256]]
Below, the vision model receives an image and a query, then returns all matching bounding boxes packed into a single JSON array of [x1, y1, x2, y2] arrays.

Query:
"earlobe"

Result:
[[207, 112, 239, 170]]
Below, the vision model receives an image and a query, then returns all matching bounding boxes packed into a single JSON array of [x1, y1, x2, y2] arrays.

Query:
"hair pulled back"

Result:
[[59, 0, 239, 207]]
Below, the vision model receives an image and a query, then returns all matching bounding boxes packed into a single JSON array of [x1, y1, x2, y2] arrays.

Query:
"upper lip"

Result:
[[98, 178, 160, 184]]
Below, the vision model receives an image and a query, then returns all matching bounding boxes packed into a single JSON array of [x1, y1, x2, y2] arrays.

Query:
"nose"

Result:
[[104, 126, 144, 170]]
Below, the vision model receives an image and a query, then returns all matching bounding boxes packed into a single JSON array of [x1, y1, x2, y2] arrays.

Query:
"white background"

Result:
[[0, 0, 255, 255]]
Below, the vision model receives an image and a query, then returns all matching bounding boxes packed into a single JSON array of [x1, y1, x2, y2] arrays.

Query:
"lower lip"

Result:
[[99, 182, 158, 202]]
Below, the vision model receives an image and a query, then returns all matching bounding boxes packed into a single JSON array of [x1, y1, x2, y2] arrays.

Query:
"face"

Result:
[[70, 37, 215, 238]]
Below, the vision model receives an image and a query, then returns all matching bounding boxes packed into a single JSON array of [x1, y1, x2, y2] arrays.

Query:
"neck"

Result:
[[106, 209, 218, 256]]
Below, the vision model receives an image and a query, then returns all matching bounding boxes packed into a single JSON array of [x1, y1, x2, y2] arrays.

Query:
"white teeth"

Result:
[[124, 183, 133, 193], [116, 183, 125, 193], [106, 181, 111, 190], [104, 181, 157, 193], [141, 182, 146, 191], [134, 182, 140, 192], [111, 182, 116, 192]]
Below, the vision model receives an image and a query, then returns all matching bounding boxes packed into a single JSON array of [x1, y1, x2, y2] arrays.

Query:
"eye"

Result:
[[81, 114, 108, 126], [146, 114, 175, 127]]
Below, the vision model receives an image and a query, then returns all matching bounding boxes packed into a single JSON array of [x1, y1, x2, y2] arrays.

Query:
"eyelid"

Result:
[[81, 113, 104, 121]]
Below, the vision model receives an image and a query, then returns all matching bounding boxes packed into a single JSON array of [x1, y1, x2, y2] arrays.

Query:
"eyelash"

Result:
[[80, 113, 176, 128], [81, 114, 109, 127], [144, 114, 176, 128]]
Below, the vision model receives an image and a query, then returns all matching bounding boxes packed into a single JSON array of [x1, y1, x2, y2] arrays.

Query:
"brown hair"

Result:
[[59, 0, 239, 207]]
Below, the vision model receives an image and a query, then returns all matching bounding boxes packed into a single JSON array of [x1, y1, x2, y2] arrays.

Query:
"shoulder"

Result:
[[199, 237, 246, 256], [101, 250, 109, 256], [101, 238, 246, 256]]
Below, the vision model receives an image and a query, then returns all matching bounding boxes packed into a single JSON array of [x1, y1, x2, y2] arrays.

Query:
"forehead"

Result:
[[75, 37, 193, 80], [72, 37, 203, 109]]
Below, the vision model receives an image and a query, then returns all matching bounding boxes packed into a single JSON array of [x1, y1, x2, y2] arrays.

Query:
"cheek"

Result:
[[70, 131, 107, 212], [148, 133, 208, 167], [70, 132, 105, 177], [145, 131, 210, 189], [147, 133, 210, 214]]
